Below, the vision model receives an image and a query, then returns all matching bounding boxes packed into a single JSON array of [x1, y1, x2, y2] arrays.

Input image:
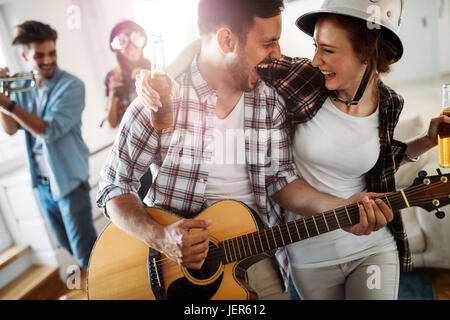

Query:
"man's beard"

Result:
[[226, 49, 253, 92], [38, 63, 57, 79]]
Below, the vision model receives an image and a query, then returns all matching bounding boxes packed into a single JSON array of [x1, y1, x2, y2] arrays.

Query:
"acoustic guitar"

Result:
[[87, 171, 450, 300]]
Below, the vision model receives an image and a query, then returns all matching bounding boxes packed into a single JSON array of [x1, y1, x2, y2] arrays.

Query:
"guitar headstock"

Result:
[[407, 170, 450, 219]]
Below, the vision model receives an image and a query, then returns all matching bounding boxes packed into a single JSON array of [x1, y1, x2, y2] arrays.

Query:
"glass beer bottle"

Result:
[[438, 84, 450, 167], [150, 34, 173, 130]]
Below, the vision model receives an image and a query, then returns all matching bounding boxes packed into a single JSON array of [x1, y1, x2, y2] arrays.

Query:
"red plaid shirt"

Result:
[[258, 55, 413, 276]]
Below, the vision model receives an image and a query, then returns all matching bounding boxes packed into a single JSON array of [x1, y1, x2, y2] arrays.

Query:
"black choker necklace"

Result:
[[331, 93, 359, 106]]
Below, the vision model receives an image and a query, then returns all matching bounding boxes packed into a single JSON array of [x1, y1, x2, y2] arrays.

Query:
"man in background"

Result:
[[0, 21, 97, 272]]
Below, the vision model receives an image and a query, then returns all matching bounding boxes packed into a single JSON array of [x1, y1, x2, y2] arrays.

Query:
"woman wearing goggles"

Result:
[[110, 31, 147, 52], [104, 20, 150, 129], [104, 20, 153, 202]]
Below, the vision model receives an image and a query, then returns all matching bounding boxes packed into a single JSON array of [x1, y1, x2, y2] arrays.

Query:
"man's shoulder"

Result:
[[174, 67, 193, 85], [256, 82, 284, 103], [56, 68, 85, 88], [250, 83, 288, 123], [278, 55, 313, 70]]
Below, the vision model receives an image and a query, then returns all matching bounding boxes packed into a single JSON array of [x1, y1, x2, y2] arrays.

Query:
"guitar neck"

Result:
[[219, 190, 409, 264]]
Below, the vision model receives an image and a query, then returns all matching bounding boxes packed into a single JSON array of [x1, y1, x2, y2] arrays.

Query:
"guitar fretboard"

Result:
[[218, 192, 408, 264]]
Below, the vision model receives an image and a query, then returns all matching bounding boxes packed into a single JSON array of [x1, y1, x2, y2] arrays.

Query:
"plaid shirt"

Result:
[[258, 55, 413, 278], [97, 58, 300, 285]]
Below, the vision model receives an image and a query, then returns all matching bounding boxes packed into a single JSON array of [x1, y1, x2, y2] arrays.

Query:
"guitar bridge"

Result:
[[148, 248, 166, 300]]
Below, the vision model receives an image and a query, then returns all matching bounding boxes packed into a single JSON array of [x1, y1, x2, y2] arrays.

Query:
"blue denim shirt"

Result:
[[10, 66, 90, 200]]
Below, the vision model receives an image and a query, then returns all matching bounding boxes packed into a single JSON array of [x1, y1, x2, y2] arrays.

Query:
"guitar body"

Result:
[[87, 200, 263, 300]]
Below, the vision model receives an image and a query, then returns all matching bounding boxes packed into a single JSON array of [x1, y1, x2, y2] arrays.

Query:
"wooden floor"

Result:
[[53, 270, 87, 300], [53, 269, 450, 300]]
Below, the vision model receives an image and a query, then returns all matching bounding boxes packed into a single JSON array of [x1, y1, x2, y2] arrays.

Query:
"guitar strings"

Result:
[[214, 181, 449, 263], [150, 196, 444, 272], [149, 182, 449, 268], [150, 187, 449, 269], [151, 192, 448, 270]]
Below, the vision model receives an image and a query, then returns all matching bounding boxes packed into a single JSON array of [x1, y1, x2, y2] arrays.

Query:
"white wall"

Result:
[[387, 0, 440, 84], [280, 0, 321, 60], [437, 0, 450, 74]]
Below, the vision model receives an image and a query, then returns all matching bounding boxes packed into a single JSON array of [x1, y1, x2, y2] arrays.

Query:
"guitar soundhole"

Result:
[[167, 274, 223, 300], [167, 241, 224, 300], [186, 241, 222, 280]]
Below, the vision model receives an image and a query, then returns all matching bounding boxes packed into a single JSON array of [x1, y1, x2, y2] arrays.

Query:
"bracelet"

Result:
[[0, 100, 16, 116], [6, 100, 16, 113], [404, 152, 420, 163]]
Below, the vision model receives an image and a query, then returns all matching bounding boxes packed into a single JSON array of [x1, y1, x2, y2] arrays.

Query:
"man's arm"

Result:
[[0, 92, 46, 135], [0, 108, 20, 135], [0, 68, 18, 134], [1, 76, 88, 140], [97, 101, 211, 270], [5, 103, 46, 134], [258, 56, 328, 124]]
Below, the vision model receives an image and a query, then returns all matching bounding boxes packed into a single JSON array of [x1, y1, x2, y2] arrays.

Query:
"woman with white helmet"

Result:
[[256, 0, 450, 299]]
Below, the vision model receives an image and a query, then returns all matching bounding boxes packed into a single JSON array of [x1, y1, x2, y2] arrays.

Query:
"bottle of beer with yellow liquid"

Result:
[[438, 84, 450, 167], [150, 33, 173, 130]]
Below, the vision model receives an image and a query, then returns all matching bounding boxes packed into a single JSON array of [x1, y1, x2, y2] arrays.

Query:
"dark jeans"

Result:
[[36, 181, 97, 271]]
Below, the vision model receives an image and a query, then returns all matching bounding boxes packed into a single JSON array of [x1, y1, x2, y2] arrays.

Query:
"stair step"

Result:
[[0, 265, 64, 300], [0, 245, 31, 271]]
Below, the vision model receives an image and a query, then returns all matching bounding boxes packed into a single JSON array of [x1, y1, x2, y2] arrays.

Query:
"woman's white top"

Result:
[[287, 98, 397, 269]]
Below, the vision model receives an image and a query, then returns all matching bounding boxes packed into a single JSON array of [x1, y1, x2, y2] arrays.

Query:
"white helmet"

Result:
[[296, 0, 404, 61]]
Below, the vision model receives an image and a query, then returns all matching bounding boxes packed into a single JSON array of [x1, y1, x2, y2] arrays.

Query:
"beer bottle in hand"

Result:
[[150, 34, 173, 130], [439, 84, 450, 167]]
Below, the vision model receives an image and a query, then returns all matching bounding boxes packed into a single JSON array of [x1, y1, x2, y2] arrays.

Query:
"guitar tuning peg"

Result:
[[435, 209, 446, 219], [437, 168, 443, 176], [418, 170, 428, 179]]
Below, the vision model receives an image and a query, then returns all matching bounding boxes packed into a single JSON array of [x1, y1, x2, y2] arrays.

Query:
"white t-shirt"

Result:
[[32, 84, 50, 178], [287, 98, 397, 268], [204, 95, 258, 213]]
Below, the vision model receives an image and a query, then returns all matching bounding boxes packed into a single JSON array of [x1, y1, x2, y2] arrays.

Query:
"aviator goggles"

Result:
[[110, 31, 147, 51]]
